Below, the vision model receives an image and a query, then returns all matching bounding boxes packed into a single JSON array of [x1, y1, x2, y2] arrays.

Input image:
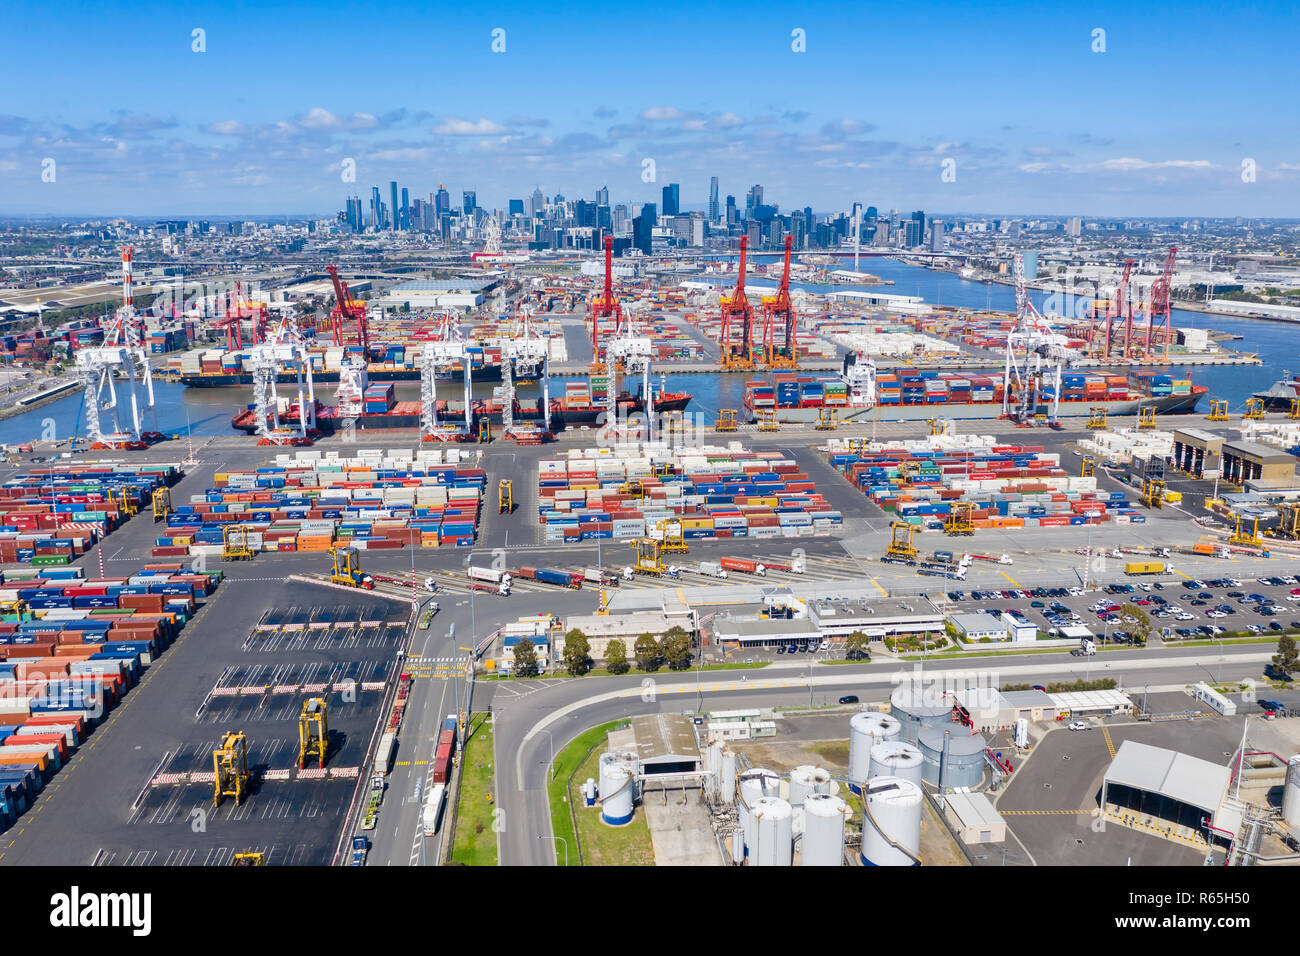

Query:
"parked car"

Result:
[[1067, 721, 1089, 731], [839, 695, 859, 705]]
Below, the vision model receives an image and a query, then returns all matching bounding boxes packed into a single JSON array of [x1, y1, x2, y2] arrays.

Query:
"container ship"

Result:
[[549, 377, 692, 428], [182, 345, 503, 387], [743, 357, 1204, 422]]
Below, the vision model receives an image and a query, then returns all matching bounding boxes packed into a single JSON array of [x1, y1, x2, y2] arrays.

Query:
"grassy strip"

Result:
[[484, 661, 770, 681], [565, 745, 656, 866], [546, 721, 625, 866], [449, 713, 498, 866]]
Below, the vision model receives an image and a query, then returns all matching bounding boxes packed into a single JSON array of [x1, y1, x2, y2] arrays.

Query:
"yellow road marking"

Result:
[[394, 760, 411, 767], [1000, 570, 1023, 588], [871, 577, 888, 597], [676, 588, 685, 604], [1101, 724, 1117, 759], [1172, 568, 1192, 580], [1000, 809, 1095, 815]]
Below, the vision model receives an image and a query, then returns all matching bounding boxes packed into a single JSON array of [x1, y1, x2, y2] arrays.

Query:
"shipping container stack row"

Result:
[[0, 563, 223, 833], [584, 312, 706, 362], [828, 443, 1150, 530], [152, 460, 486, 558], [0, 465, 181, 566], [537, 445, 844, 543], [2, 318, 104, 364]]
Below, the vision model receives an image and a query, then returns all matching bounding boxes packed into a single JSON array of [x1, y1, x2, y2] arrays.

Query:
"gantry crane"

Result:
[[943, 502, 976, 536], [297, 698, 328, 770], [1141, 477, 1166, 509], [759, 235, 798, 369], [1002, 253, 1076, 424], [1136, 406, 1157, 430], [1145, 246, 1177, 358], [1206, 400, 1230, 421], [213, 731, 250, 808], [152, 487, 171, 522], [757, 409, 779, 431], [605, 315, 656, 441], [498, 303, 552, 440], [1086, 407, 1108, 430], [1276, 503, 1300, 540], [815, 407, 838, 430], [247, 313, 317, 444], [326, 265, 370, 352], [716, 409, 738, 432], [329, 546, 374, 589], [630, 538, 675, 577], [498, 479, 513, 515], [222, 524, 255, 561], [231, 852, 266, 866], [74, 247, 158, 447], [419, 313, 476, 441], [1229, 514, 1262, 548], [588, 235, 623, 371], [1080, 456, 1096, 478], [1243, 398, 1266, 420], [652, 520, 688, 554], [885, 521, 919, 561], [1290, 399, 1300, 421], [718, 236, 756, 370]]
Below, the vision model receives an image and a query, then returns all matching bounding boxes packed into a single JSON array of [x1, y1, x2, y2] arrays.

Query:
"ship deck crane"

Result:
[[759, 235, 799, 369], [719, 236, 756, 370]]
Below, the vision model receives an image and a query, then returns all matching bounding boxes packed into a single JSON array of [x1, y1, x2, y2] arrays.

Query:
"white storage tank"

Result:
[[918, 726, 987, 790], [861, 776, 922, 867], [789, 765, 832, 805], [719, 746, 737, 803], [801, 793, 848, 866], [849, 712, 902, 785], [738, 772, 770, 858], [751, 796, 794, 867], [1285, 754, 1300, 829], [869, 741, 925, 788], [599, 752, 636, 826], [890, 684, 953, 745]]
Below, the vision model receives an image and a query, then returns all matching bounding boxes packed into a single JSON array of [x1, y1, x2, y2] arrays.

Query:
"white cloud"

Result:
[[434, 117, 507, 136], [204, 120, 246, 135], [1095, 157, 1212, 171], [640, 106, 684, 121]]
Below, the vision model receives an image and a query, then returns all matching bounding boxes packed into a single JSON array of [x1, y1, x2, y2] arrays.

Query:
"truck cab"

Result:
[[351, 836, 368, 866]]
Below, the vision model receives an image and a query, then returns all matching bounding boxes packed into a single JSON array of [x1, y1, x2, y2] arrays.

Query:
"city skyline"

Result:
[[2, 0, 1298, 217]]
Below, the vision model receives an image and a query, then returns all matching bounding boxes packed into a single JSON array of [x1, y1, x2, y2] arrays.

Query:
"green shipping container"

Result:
[[32, 554, 71, 566]]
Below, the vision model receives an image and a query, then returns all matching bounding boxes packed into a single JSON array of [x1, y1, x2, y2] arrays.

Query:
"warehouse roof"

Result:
[[943, 790, 1005, 828], [1172, 427, 1225, 445], [630, 714, 700, 766], [951, 612, 1005, 633], [388, 278, 494, 292], [1223, 440, 1295, 465], [1104, 740, 1232, 816], [1000, 690, 1055, 709]]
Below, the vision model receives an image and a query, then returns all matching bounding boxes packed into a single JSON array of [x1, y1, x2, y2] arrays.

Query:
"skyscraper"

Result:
[[725, 195, 737, 226], [596, 185, 609, 206], [463, 191, 477, 215], [509, 199, 525, 216], [371, 186, 382, 229], [435, 184, 450, 217], [708, 177, 720, 223], [390, 181, 399, 230], [662, 183, 679, 217], [400, 187, 410, 231], [529, 187, 544, 219]]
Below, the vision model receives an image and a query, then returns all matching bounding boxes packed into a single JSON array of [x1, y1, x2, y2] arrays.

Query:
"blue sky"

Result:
[[2, 0, 1297, 217]]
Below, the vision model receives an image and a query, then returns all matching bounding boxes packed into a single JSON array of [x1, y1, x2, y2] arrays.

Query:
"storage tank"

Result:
[[738, 770, 775, 857], [1284, 755, 1300, 829], [849, 712, 902, 785], [719, 746, 737, 803], [751, 797, 794, 867], [789, 765, 832, 804], [861, 775, 922, 867], [890, 684, 953, 745], [599, 752, 636, 826], [869, 741, 925, 788], [801, 793, 848, 866], [918, 726, 987, 790]]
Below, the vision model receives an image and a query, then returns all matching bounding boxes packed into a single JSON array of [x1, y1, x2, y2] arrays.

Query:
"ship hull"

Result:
[[185, 364, 501, 387], [744, 391, 1203, 423]]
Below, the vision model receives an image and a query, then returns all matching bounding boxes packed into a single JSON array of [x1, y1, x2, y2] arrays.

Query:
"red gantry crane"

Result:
[[1146, 246, 1177, 359], [589, 235, 623, 371], [760, 235, 799, 369], [718, 235, 755, 370], [326, 265, 370, 353]]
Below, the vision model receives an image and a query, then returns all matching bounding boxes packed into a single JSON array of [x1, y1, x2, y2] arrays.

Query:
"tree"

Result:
[[605, 639, 629, 675], [512, 637, 539, 677], [1273, 633, 1298, 677], [562, 628, 592, 677], [634, 633, 662, 672], [1118, 605, 1151, 646], [845, 631, 872, 660], [662, 626, 692, 671]]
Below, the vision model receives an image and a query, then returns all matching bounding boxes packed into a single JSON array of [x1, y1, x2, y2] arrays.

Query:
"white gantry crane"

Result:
[[74, 246, 157, 446], [1002, 252, 1078, 424], [419, 312, 475, 440], [248, 314, 316, 442], [498, 304, 551, 437], [605, 311, 656, 441]]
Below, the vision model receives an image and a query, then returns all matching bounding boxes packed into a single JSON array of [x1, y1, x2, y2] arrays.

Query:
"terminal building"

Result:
[[711, 599, 943, 648]]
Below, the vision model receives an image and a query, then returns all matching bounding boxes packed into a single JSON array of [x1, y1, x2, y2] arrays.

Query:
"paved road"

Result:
[[491, 643, 1275, 865]]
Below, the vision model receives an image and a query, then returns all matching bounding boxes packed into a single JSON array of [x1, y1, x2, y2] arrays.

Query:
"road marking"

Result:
[[1100, 724, 1117, 759], [870, 577, 887, 596], [1173, 568, 1192, 580], [999, 809, 1095, 815], [1000, 570, 1023, 588]]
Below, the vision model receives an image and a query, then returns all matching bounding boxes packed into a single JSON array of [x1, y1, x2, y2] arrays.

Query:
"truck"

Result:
[[422, 782, 447, 836], [622, 564, 679, 580], [582, 567, 619, 587], [517, 566, 583, 589], [1080, 638, 1096, 656], [963, 552, 1013, 565], [932, 550, 954, 564], [467, 566, 512, 585], [1124, 560, 1166, 576], [696, 561, 729, 579], [719, 556, 766, 576], [1191, 543, 1231, 558], [350, 835, 368, 866], [374, 731, 396, 775], [758, 556, 805, 574]]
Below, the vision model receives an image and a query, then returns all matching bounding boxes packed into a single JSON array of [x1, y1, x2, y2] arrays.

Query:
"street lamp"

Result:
[[539, 835, 568, 867]]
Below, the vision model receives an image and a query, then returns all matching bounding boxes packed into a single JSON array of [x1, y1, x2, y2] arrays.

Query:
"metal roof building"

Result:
[[1102, 740, 1234, 838], [1048, 689, 1134, 716], [628, 715, 702, 776], [941, 791, 1006, 844]]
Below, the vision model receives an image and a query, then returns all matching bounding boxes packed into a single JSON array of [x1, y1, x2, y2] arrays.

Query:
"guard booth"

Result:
[[1171, 428, 1224, 478]]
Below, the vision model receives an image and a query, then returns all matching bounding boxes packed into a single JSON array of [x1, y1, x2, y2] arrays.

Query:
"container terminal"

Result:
[[1, 244, 1298, 872]]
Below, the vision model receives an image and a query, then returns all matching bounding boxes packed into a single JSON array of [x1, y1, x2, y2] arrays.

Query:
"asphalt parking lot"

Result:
[[934, 571, 1300, 647]]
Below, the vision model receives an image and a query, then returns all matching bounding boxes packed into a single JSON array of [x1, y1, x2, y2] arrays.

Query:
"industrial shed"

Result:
[[627, 715, 702, 777], [1102, 741, 1234, 839], [941, 791, 1006, 844]]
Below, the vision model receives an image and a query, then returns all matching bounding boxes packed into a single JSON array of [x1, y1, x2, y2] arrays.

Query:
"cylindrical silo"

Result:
[[1284, 755, 1300, 828], [599, 754, 635, 826], [719, 746, 737, 803], [890, 684, 953, 745], [752, 796, 794, 867], [789, 765, 832, 805], [801, 793, 848, 866], [707, 739, 722, 787], [849, 712, 902, 785], [869, 741, 925, 788], [861, 776, 922, 867], [738, 771, 769, 857], [918, 726, 986, 789]]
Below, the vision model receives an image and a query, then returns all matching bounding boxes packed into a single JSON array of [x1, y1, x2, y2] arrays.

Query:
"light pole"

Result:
[[540, 835, 568, 867]]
